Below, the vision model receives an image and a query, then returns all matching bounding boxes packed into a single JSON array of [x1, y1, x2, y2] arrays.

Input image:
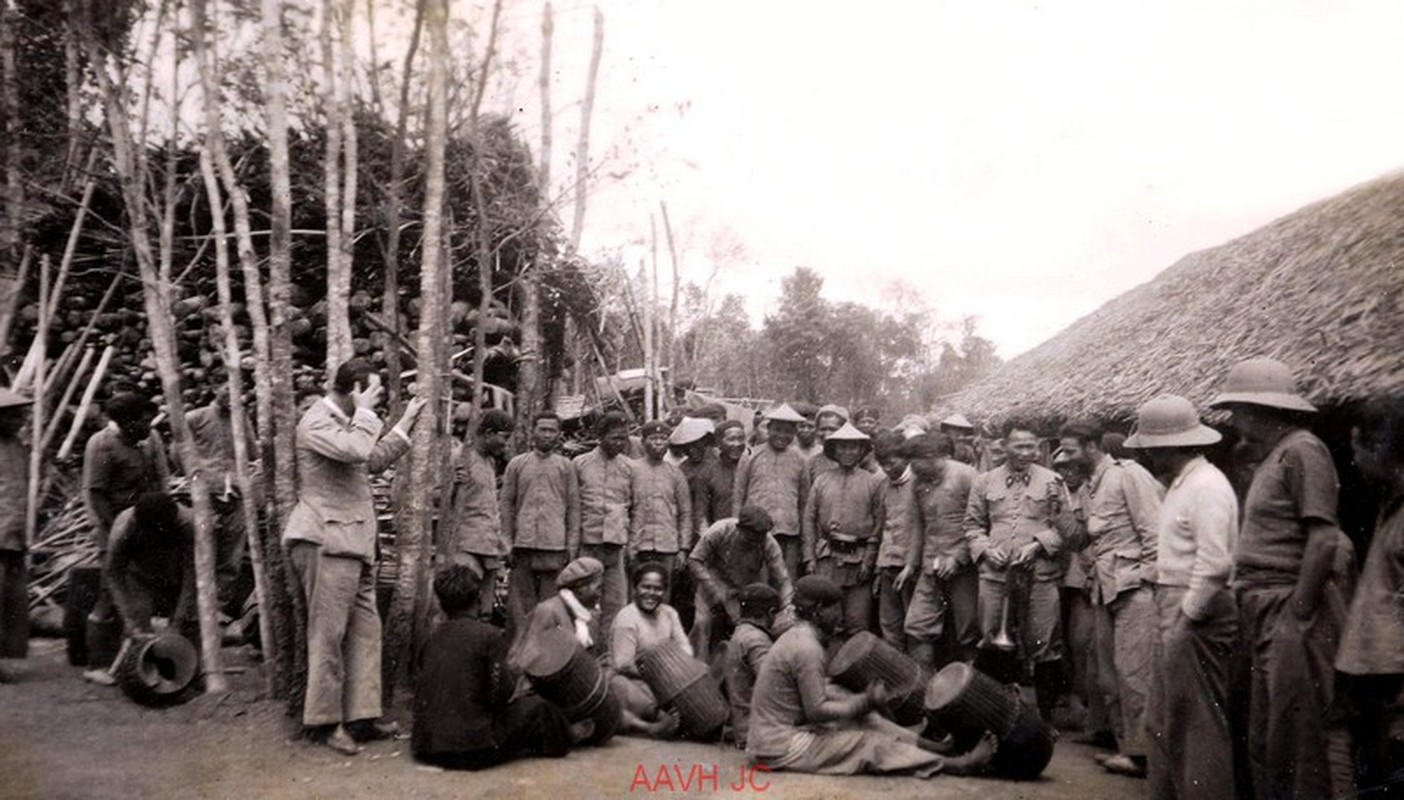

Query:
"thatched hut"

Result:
[[947, 170, 1404, 545], [947, 170, 1404, 430]]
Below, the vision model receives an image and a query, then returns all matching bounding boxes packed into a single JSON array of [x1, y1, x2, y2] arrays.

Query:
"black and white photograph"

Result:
[[1, 1, 1402, 797]]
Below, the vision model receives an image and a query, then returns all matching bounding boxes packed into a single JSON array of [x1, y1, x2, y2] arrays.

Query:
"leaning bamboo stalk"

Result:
[[38, 344, 94, 453], [42, 163, 98, 325], [55, 267, 123, 372], [45, 340, 81, 405], [11, 327, 42, 391], [25, 252, 48, 545], [37, 341, 75, 405], [56, 344, 112, 461]]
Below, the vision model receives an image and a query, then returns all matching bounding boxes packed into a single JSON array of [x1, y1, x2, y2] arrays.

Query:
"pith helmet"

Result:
[[1125, 395, 1223, 449], [1209, 357, 1316, 413]]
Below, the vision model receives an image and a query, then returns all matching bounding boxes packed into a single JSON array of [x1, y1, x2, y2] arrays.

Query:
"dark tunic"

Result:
[[413, 615, 572, 769]]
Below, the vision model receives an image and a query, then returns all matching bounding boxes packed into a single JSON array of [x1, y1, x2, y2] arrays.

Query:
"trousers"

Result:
[[875, 567, 912, 651], [1145, 585, 1237, 800], [1236, 582, 1346, 800], [1093, 585, 1156, 757], [290, 542, 382, 727], [905, 569, 979, 666]]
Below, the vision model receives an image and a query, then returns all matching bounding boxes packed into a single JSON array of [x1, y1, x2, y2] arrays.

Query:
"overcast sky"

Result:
[[478, 0, 1403, 358]]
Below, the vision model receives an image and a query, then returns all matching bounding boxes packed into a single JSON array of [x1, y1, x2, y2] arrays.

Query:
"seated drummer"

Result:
[[105, 492, 200, 653], [413, 565, 577, 770], [610, 562, 689, 738], [510, 556, 608, 669], [724, 583, 781, 749], [746, 575, 997, 778]]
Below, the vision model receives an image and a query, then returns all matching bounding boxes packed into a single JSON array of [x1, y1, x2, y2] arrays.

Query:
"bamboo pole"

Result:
[[38, 344, 94, 453], [56, 345, 112, 461], [660, 200, 680, 407], [42, 163, 98, 324], [642, 254, 654, 421], [25, 253, 48, 546]]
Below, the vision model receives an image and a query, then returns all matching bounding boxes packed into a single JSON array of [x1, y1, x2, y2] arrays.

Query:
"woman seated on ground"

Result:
[[412, 565, 581, 770], [610, 561, 691, 737]]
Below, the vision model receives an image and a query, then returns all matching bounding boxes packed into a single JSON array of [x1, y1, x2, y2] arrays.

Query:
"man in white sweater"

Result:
[[1125, 395, 1237, 800]]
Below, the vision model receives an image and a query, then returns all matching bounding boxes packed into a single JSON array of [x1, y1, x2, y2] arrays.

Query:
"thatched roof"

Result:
[[947, 171, 1404, 429]]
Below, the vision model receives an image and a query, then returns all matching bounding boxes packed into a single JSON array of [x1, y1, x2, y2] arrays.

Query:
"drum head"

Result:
[[826, 631, 879, 678], [138, 634, 199, 693], [924, 662, 975, 711]]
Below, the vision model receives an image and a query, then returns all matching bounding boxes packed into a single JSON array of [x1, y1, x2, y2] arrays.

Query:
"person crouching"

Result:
[[413, 565, 575, 770]]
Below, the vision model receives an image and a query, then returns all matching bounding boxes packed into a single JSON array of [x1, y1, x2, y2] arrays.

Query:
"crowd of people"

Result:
[[1, 353, 1402, 796]]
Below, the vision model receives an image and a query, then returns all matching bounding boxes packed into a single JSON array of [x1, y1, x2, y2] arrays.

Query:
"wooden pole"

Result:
[[56, 345, 112, 461], [642, 257, 654, 421], [38, 344, 94, 453], [25, 253, 48, 546]]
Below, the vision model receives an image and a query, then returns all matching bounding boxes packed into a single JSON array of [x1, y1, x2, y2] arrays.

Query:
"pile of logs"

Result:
[[12, 280, 524, 409]]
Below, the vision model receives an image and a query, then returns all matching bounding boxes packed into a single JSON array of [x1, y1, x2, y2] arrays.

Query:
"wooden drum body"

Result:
[[637, 640, 728, 739], [521, 625, 609, 722], [115, 633, 201, 707], [828, 631, 927, 726], [924, 662, 1053, 779]]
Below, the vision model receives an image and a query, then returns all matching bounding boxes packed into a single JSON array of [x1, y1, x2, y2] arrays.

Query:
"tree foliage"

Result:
[[669, 267, 1002, 415]]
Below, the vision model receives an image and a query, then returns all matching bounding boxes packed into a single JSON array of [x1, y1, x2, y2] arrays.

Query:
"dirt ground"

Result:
[[1, 638, 1141, 800]]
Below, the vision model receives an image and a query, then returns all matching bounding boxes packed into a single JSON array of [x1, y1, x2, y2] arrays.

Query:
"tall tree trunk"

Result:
[[515, 263, 543, 436], [337, 0, 358, 365], [322, 0, 350, 372], [262, 0, 307, 712], [0, 5, 21, 358], [380, 0, 426, 415], [78, 18, 226, 693], [194, 0, 277, 691], [468, 0, 504, 430], [537, 2, 552, 194], [660, 201, 680, 405], [569, 8, 604, 251], [384, 0, 448, 698]]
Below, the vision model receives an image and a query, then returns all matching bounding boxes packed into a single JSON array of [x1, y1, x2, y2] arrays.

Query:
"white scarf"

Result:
[[559, 588, 595, 649]]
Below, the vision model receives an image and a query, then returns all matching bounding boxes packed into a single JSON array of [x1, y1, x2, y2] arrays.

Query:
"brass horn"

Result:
[[989, 590, 1017, 652]]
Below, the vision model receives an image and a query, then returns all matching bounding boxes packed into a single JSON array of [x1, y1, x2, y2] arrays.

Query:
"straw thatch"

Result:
[[946, 171, 1404, 429]]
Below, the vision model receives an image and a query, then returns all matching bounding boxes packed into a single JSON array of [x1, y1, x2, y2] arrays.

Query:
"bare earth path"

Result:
[[0, 640, 1139, 800]]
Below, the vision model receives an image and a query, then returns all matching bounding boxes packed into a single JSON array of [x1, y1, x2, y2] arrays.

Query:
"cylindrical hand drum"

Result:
[[828, 631, 927, 724], [521, 625, 608, 721], [115, 633, 200, 707], [827, 631, 922, 692], [925, 662, 1021, 743], [925, 662, 1053, 779], [637, 640, 728, 739]]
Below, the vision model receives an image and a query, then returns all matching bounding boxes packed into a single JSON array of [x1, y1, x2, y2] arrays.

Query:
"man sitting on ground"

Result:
[[724, 583, 781, 749], [413, 565, 577, 771], [745, 575, 997, 778]]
